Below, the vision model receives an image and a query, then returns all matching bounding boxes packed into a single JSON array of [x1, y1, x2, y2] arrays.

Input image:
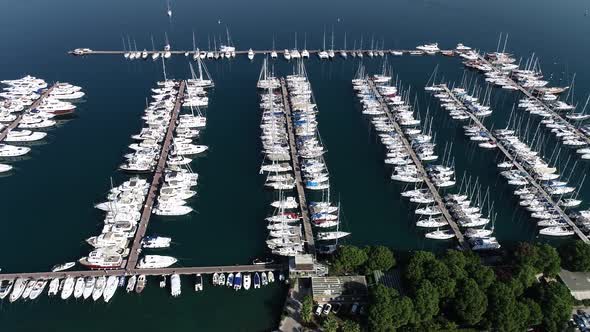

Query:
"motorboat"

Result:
[[194, 274, 203, 291], [61, 276, 75, 300], [170, 274, 181, 297], [29, 280, 47, 300], [48, 278, 60, 297], [9, 278, 28, 302], [51, 261, 76, 272], [103, 275, 118, 302], [73, 277, 85, 299], [92, 276, 106, 301], [0, 279, 14, 300], [141, 236, 172, 248], [136, 275, 146, 293], [83, 277, 95, 299], [233, 272, 242, 291], [243, 273, 251, 290], [137, 255, 177, 268], [126, 276, 137, 293]]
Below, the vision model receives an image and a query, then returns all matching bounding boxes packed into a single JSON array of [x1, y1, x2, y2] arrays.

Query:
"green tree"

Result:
[[301, 295, 314, 323], [537, 244, 561, 277], [368, 284, 396, 332], [322, 314, 339, 332], [532, 282, 574, 332], [340, 320, 361, 332], [514, 242, 539, 267], [521, 298, 542, 327], [404, 251, 436, 289], [452, 278, 487, 325], [413, 280, 439, 323], [332, 245, 368, 275], [390, 296, 414, 328], [427, 260, 456, 299], [559, 240, 590, 272], [486, 282, 522, 331], [442, 249, 468, 280], [364, 245, 396, 274], [465, 262, 495, 291]]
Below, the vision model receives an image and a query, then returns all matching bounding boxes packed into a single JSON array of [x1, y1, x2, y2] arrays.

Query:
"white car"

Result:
[[315, 304, 324, 316], [322, 304, 332, 315]]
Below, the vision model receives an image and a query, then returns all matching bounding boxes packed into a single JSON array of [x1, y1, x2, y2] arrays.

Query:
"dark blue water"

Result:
[[1, 0, 589, 330]]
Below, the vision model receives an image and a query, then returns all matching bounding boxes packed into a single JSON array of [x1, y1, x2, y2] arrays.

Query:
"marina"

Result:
[[3, 0, 590, 328]]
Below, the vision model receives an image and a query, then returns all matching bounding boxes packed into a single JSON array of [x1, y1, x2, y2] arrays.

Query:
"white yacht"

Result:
[[243, 273, 251, 290], [9, 278, 28, 302], [48, 278, 60, 296], [60, 277, 75, 300], [126, 275, 137, 293], [0, 280, 14, 300], [82, 277, 95, 299], [92, 276, 106, 301], [102, 275, 118, 302], [137, 255, 177, 269], [141, 236, 172, 248], [425, 229, 455, 240], [29, 280, 47, 300], [170, 274, 181, 297], [471, 237, 501, 251], [0, 144, 30, 157], [539, 226, 574, 237], [73, 277, 85, 299]]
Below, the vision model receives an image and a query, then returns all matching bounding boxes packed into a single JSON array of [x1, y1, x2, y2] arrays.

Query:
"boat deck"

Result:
[[368, 79, 468, 250], [0, 85, 55, 142], [439, 84, 589, 243], [69, 49, 456, 57], [280, 78, 316, 255], [126, 81, 186, 269]]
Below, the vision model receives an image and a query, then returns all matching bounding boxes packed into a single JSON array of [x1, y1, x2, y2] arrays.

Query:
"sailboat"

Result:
[[271, 36, 278, 59], [151, 35, 160, 60], [301, 33, 309, 58], [340, 33, 347, 58], [318, 28, 329, 59], [164, 32, 172, 59], [327, 26, 335, 58], [166, 0, 172, 17]]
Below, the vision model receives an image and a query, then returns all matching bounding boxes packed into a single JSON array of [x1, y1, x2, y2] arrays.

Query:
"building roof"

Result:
[[373, 269, 404, 294], [311, 276, 368, 304], [559, 269, 590, 293]]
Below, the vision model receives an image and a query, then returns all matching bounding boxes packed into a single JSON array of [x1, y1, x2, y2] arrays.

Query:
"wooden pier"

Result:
[[126, 81, 186, 269], [280, 78, 316, 255], [0, 85, 55, 142], [0, 264, 285, 281], [367, 80, 468, 250], [439, 84, 589, 243], [476, 55, 590, 147]]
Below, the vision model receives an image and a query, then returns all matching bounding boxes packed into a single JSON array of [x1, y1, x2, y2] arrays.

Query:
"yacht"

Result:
[[73, 277, 85, 299], [212, 273, 219, 285], [268, 272, 275, 283], [425, 229, 455, 240], [218, 273, 226, 286], [233, 272, 242, 291], [5, 130, 47, 142], [92, 276, 106, 301], [48, 278, 60, 297], [153, 204, 193, 216], [539, 226, 574, 237], [226, 273, 234, 287], [470, 237, 501, 251], [79, 250, 123, 269], [126, 275, 137, 293], [82, 277, 95, 299], [0, 144, 30, 157], [141, 236, 172, 248], [254, 273, 261, 289], [137, 255, 177, 269], [136, 275, 146, 293], [103, 275, 118, 302], [22, 280, 36, 300], [61, 277, 75, 300], [243, 273, 251, 290], [171, 274, 181, 297], [9, 278, 28, 302], [0, 279, 14, 299], [194, 274, 203, 291]]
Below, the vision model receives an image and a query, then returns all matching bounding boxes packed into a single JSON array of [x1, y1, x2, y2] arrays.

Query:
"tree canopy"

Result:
[[559, 240, 590, 272], [452, 278, 487, 325], [331, 245, 368, 275], [364, 245, 396, 274]]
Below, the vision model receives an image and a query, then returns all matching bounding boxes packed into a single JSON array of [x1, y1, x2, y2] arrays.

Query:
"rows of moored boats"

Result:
[[0, 76, 83, 174], [429, 85, 584, 238], [353, 67, 467, 242], [286, 62, 349, 252], [211, 271, 280, 291], [463, 47, 590, 157]]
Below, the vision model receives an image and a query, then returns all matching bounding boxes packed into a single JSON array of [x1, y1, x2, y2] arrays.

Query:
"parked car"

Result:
[[322, 304, 332, 315], [315, 304, 324, 316], [332, 303, 342, 314]]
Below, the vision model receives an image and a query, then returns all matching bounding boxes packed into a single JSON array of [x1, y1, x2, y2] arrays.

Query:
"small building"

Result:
[[311, 276, 368, 304], [373, 269, 404, 294], [288, 254, 315, 277], [558, 269, 590, 300]]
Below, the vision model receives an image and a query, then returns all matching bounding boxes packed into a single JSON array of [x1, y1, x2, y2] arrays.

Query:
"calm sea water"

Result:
[[1, 0, 589, 330]]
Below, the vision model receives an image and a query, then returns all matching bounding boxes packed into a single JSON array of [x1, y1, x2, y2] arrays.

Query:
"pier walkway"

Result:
[[368, 80, 468, 250], [0, 264, 286, 281], [126, 81, 186, 269], [476, 55, 590, 147], [439, 84, 589, 243], [280, 78, 316, 255], [0, 85, 55, 142], [70, 48, 455, 57]]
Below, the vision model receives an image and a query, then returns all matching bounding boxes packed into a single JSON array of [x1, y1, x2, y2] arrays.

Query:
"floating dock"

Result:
[[439, 84, 589, 243], [126, 81, 186, 269], [0, 85, 55, 142], [280, 78, 316, 255], [368, 79, 468, 250]]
